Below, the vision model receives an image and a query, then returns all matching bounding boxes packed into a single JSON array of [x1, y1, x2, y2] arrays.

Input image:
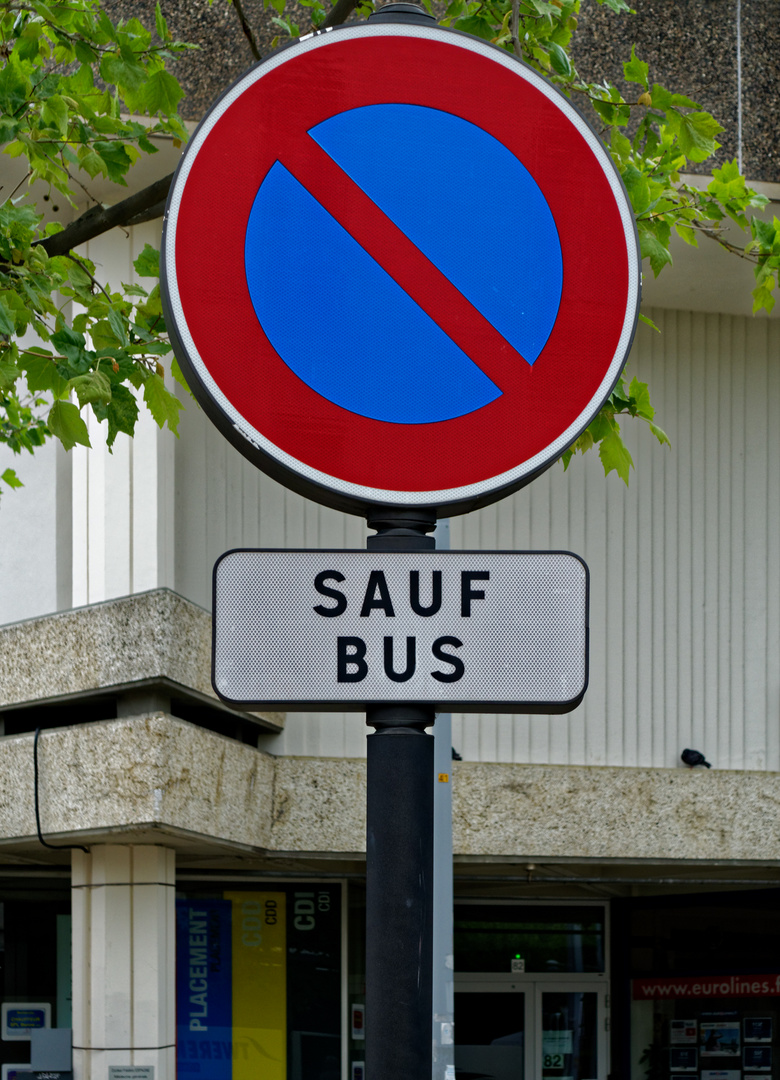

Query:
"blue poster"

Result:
[[176, 900, 233, 1079]]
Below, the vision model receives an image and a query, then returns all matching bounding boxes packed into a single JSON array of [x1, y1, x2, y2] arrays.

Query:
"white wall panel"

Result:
[[71, 221, 176, 606], [0, 437, 70, 624]]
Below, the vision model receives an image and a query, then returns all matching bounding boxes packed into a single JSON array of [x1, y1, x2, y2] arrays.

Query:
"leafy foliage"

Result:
[[1, 0, 777, 497], [0, 0, 189, 493]]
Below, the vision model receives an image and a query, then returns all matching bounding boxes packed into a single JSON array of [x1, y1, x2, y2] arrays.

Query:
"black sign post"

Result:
[[365, 508, 436, 1079]]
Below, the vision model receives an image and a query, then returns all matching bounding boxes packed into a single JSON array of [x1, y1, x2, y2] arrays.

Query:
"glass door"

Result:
[[454, 981, 608, 1079], [537, 984, 607, 1080], [454, 984, 532, 1079]]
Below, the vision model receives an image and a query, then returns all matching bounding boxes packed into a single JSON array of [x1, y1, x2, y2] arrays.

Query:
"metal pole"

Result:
[[432, 519, 455, 1080], [365, 506, 436, 1080]]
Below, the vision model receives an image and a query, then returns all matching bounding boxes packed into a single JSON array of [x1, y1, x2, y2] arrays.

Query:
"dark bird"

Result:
[[681, 748, 711, 768]]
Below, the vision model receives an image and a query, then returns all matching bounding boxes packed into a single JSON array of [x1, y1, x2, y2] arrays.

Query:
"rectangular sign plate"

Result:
[[212, 549, 589, 713]]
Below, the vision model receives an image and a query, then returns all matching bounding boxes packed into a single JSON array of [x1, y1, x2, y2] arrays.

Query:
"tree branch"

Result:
[[322, 0, 359, 28], [231, 0, 261, 61], [34, 0, 363, 260], [38, 172, 174, 257]]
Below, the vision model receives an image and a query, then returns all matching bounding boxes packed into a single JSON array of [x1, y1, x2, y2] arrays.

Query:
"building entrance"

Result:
[[454, 979, 608, 1080], [452, 899, 609, 1079]]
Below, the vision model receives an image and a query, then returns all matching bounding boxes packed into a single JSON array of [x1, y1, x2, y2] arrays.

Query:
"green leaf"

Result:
[[68, 369, 113, 408], [640, 232, 673, 277], [753, 278, 776, 314], [708, 158, 746, 201], [107, 306, 129, 346], [752, 218, 777, 250], [143, 371, 182, 433], [1, 467, 23, 489], [48, 399, 91, 450], [77, 145, 105, 179], [20, 350, 70, 398], [16, 32, 43, 63], [0, 359, 20, 392], [133, 243, 160, 278], [452, 14, 495, 39], [103, 382, 139, 446], [91, 140, 133, 184], [0, 59, 30, 117], [676, 111, 723, 163], [639, 312, 661, 333], [61, 64, 95, 96], [171, 356, 196, 399], [648, 421, 671, 448], [74, 39, 98, 65], [0, 295, 17, 336], [155, 2, 170, 40], [143, 70, 184, 114], [100, 51, 147, 92], [622, 163, 651, 215], [623, 44, 648, 90], [599, 424, 633, 484], [41, 95, 69, 138], [628, 376, 653, 419], [675, 222, 698, 246], [87, 320, 118, 351], [610, 128, 632, 162], [549, 42, 572, 77], [50, 326, 89, 367], [650, 84, 700, 112]]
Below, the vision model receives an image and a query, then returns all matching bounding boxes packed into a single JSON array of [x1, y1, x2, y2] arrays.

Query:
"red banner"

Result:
[[633, 975, 780, 1000]]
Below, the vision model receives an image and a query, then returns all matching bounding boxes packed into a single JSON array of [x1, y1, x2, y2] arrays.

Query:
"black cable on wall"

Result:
[[34, 727, 89, 855]]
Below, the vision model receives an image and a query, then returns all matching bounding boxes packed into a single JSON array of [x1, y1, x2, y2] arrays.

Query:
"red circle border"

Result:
[[166, 27, 638, 500]]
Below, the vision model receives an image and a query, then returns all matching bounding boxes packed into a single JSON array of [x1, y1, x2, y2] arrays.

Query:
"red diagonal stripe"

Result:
[[277, 133, 529, 387]]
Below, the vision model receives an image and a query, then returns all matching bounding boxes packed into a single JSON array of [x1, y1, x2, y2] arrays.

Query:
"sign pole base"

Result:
[[365, 509, 436, 1080], [366, 704, 435, 1080]]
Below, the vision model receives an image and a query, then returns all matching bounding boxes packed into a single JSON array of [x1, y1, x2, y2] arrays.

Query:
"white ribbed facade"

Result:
[[2, 226, 780, 772]]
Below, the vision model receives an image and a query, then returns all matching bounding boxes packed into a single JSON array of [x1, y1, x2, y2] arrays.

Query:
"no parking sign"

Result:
[[162, 21, 640, 516]]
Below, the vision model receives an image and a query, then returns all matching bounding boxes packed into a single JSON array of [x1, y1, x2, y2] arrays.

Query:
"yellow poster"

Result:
[[226, 891, 287, 1080]]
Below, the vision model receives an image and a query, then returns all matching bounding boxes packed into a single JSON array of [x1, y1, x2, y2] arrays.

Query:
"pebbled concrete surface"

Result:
[[3, 713, 779, 865], [103, 0, 778, 181], [0, 589, 284, 730]]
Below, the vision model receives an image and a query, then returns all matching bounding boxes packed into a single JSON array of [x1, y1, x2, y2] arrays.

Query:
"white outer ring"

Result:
[[164, 23, 640, 507]]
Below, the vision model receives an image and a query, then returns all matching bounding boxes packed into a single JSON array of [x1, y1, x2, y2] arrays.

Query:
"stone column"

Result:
[[72, 845, 176, 1080]]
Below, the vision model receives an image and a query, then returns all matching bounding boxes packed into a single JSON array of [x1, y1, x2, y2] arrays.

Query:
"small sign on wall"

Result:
[[1, 1005, 51, 1041], [12, 1073, 73, 1080], [108, 1069, 155, 1080], [351, 1005, 365, 1040], [670, 1020, 697, 1045]]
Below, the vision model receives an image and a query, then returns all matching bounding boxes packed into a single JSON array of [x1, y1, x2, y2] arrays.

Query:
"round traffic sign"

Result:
[[161, 21, 640, 517]]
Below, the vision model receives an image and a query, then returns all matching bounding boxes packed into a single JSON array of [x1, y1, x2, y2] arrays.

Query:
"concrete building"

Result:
[[1, 2, 780, 1079]]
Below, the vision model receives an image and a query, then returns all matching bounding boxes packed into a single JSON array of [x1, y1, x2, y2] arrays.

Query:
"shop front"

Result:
[[623, 890, 780, 1080], [2, 874, 780, 1080], [175, 883, 344, 1080]]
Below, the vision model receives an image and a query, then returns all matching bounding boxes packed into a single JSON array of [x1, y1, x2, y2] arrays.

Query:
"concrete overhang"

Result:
[[1, 713, 779, 898], [0, 588, 284, 733]]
